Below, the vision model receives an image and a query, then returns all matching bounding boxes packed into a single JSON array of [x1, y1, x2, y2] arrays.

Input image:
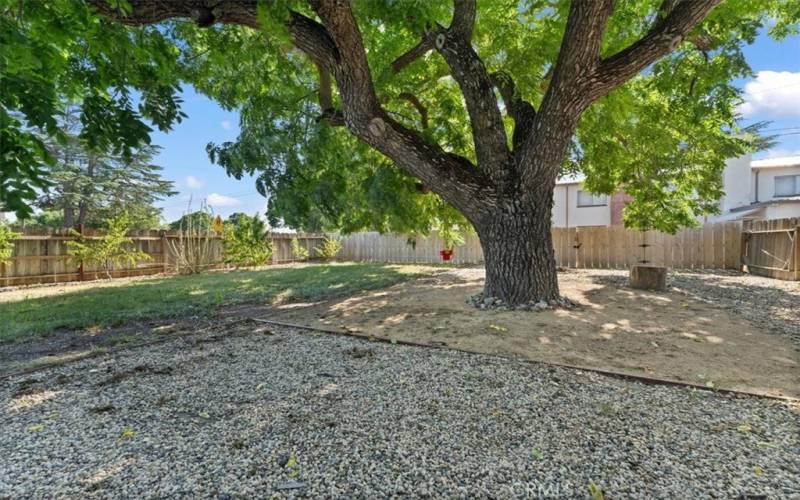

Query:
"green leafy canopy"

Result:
[[2, 1, 798, 234]]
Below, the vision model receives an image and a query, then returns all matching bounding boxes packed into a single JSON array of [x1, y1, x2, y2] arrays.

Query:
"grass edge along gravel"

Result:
[[0, 263, 428, 342]]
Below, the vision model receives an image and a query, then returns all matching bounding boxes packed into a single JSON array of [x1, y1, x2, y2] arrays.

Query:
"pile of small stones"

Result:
[[467, 293, 579, 311]]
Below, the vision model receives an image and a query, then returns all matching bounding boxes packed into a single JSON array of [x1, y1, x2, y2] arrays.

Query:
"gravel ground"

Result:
[[1, 325, 798, 499], [577, 269, 800, 346]]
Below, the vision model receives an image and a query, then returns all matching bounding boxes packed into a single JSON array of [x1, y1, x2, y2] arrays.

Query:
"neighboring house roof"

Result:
[[716, 207, 765, 220], [750, 156, 800, 169], [556, 174, 586, 185], [730, 196, 800, 212]]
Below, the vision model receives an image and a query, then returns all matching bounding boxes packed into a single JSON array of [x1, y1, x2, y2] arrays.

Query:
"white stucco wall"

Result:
[[720, 153, 753, 213], [552, 183, 610, 227], [755, 165, 800, 202], [764, 203, 800, 220]]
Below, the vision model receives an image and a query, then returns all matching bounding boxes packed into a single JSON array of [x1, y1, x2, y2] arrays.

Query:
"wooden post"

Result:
[[76, 223, 85, 281], [161, 230, 169, 274], [794, 226, 800, 280]]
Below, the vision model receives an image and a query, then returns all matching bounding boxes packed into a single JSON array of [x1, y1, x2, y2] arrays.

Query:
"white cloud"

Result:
[[738, 71, 800, 118], [221, 120, 232, 130], [185, 175, 204, 189], [206, 193, 241, 207], [760, 148, 800, 159]]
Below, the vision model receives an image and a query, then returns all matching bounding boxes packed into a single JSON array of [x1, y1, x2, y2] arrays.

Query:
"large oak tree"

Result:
[[2, 0, 796, 304]]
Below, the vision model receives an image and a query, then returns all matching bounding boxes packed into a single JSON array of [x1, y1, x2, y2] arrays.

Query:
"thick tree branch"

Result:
[[593, 0, 722, 98], [516, 0, 615, 192], [433, 0, 510, 178], [286, 10, 339, 72], [87, 0, 260, 28], [89, 0, 490, 213], [490, 72, 536, 150], [390, 36, 435, 74], [304, 0, 491, 216]]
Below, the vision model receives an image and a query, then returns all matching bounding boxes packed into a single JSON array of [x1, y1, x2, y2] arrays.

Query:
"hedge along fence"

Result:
[[0, 229, 327, 287], [338, 221, 751, 271]]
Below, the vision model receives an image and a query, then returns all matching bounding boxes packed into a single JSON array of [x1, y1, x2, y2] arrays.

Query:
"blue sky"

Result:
[[150, 29, 800, 224]]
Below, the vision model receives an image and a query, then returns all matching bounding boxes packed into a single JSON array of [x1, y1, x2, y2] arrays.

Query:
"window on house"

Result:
[[576, 190, 608, 207], [775, 175, 800, 197]]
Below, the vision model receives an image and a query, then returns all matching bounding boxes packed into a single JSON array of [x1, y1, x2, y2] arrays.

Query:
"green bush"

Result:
[[315, 236, 342, 261], [0, 225, 20, 264], [67, 214, 151, 278], [222, 213, 273, 268], [291, 237, 309, 261]]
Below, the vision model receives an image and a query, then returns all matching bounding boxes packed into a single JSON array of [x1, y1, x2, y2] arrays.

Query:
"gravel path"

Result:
[[1, 326, 798, 498], [577, 269, 800, 346]]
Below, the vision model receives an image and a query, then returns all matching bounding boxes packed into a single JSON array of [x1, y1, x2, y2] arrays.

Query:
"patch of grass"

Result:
[[0, 263, 426, 342]]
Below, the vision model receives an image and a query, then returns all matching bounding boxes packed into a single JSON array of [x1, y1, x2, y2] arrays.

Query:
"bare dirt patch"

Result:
[[264, 268, 800, 399]]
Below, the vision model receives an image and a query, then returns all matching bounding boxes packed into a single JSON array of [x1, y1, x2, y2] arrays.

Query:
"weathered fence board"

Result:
[[4, 218, 797, 286], [337, 220, 757, 273], [1, 230, 326, 287], [741, 217, 799, 280]]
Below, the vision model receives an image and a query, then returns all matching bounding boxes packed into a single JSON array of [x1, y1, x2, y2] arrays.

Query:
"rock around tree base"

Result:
[[467, 293, 580, 311]]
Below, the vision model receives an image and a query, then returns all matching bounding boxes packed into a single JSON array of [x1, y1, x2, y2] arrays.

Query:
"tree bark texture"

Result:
[[475, 184, 560, 303], [87, 0, 721, 305]]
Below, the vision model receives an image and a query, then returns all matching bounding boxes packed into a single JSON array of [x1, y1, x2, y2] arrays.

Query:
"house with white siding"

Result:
[[552, 155, 800, 227]]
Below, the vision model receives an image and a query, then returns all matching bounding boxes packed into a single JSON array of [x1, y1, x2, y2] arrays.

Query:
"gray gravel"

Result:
[[1, 326, 798, 499], [578, 269, 800, 346]]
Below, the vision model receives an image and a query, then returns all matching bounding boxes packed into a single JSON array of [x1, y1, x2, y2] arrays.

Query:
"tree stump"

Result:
[[629, 265, 667, 291]]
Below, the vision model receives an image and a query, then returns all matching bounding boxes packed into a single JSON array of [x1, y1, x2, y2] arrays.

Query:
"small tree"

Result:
[[315, 236, 342, 261], [0, 225, 20, 265], [222, 213, 273, 268], [67, 214, 150, 279], [291, 237, 309, 261]]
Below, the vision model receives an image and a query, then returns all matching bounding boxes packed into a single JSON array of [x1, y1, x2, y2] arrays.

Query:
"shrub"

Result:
[[291, 237, 309, 261], [0, 225, 20, 264], [167, 202, 218, 274], [222, 213, 273, 268], [315, 236, 342, 261], [67, 214, 151, 279]]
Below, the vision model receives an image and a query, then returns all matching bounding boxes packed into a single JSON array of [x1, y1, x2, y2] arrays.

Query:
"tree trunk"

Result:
[[63, 206, 75, 228], [473, 186, 559, 305]]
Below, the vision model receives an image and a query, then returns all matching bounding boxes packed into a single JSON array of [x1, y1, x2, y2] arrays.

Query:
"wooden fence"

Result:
[[741, 217, 799, 280], [339, 221, 749, 271], [0, 229, 326, 287], [4, 218, 798, 286]]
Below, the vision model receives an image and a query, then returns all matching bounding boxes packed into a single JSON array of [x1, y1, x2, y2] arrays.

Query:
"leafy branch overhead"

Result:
[[4, 0, 798, 303]]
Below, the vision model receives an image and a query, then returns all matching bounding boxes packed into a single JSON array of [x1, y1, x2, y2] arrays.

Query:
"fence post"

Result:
[[76, 223, 85, 281], [795, 226, 800, 280], [161, 230, 169, 274]]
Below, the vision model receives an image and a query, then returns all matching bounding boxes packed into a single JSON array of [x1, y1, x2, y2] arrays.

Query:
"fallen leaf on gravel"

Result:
[[756, 441, 777, 449], [198, 412, 210, 419], [737, 424, 752, 433], [531, 449, 544, 460], [588, 481, 605, 500], [754, 466, 765, 476], [488, 324, 507, 333], [119, 427, 135, 441], [27, 424, 44, 433]]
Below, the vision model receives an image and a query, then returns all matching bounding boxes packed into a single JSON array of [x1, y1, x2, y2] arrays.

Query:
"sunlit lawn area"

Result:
[[0, 263, 427, 342]]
